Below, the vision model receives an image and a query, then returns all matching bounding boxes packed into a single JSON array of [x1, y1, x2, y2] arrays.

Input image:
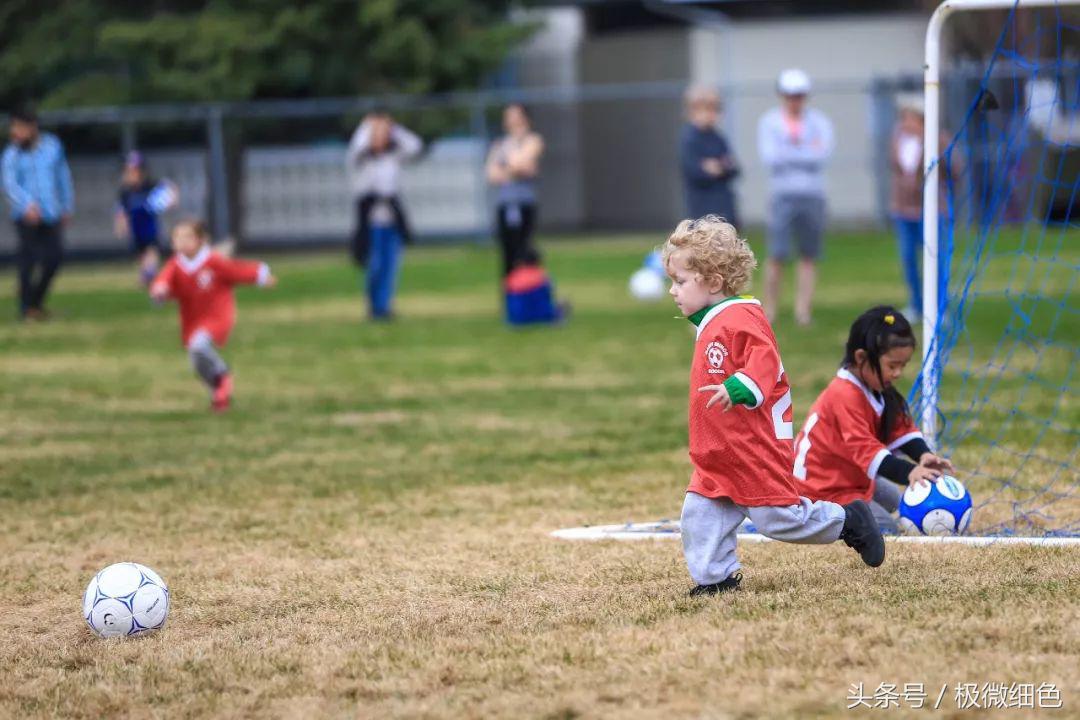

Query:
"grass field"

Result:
[[1, 231, 1077, 719]]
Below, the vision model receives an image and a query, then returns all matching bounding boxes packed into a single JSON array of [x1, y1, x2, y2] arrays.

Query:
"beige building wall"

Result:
[[578, 29, 691, 229]]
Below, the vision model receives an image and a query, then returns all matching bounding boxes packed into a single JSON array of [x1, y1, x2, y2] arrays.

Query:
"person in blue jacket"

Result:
[[115, 151, 179, 286], [680, 86, 740, 229], [2, 105, 74, 321]]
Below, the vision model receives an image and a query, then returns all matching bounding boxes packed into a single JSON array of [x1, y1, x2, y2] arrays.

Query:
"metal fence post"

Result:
[[868, 76, 896, 227], [471, 98, 491, 244], [121, 121, 137, 155], [206, 105, 230, 241]]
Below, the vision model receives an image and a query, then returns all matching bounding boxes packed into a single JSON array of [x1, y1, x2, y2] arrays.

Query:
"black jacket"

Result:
[[351, 194, 413, 266], [679, 123, 740, 227]]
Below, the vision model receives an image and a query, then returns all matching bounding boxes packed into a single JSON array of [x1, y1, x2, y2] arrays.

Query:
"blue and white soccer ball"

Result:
[[629, 268, 666, 301], [83, 562, 170, 638], [643, 249, 665, 276], [630, 252, 668, 301], [898, 475, 973, 536]]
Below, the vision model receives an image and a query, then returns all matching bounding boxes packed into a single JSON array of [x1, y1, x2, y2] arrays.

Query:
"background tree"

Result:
[[0, 0, 535, 108], [0, 0, 536, 240]]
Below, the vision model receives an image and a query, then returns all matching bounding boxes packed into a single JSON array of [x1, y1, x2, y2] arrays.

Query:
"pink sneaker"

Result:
[[212, 373, 233, 412]]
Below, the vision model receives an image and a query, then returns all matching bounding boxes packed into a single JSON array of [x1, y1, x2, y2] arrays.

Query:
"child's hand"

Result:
[[149, 283, 169, 302], [263, 274, 278, 289], [698, 384, 733, 411], [908, 465, 941, 487], [919, 452, 955, 475]]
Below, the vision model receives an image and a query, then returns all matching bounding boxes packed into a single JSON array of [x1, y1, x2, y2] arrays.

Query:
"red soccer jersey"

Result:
[[151, 246, 268, 347], [686, 298, 800, 507], [793, 368, 923, 505]]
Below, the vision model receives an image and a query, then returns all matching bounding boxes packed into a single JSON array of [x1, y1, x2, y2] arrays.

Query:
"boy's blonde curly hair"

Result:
[[661, 215, 757, 296]]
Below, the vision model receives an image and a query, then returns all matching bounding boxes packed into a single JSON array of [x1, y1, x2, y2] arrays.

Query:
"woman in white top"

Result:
[[757, 69, 835, 326], [346, 112, 422, 320], [485, 104, 545, 277]]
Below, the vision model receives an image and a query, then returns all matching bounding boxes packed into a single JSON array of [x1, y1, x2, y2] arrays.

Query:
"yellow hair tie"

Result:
[[884, 314, 895, 325]]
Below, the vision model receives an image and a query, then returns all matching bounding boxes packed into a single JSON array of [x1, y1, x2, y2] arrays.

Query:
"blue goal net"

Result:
[[912, 0, 1079, 537]]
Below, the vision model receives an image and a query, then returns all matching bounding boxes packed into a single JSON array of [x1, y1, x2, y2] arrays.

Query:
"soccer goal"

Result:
[[916, 0, 1079, 539]]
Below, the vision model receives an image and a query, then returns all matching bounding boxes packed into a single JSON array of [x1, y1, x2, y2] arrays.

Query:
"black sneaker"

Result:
[[840, 500, 886, 567], [689, 572, 742, 596]]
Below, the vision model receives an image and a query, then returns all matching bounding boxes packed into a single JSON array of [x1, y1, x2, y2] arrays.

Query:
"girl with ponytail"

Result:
[[792, 306, 955, 532]]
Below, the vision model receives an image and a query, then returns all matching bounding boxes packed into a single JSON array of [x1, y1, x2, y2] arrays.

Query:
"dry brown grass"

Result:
[[1, 478, 1078, 719]]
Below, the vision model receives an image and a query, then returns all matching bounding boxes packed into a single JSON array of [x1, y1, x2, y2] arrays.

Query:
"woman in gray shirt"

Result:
[[757, 69, 834, 326], [485, 104, 545, 277], [346, 112, 422, 320]]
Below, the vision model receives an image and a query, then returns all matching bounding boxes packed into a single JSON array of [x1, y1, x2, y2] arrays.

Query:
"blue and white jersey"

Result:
[[1, 132, 75, 222], [118, 179, 176, 243]]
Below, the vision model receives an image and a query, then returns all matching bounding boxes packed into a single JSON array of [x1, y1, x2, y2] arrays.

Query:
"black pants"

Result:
[[496, 203, 538, 277], [15, 221, 63, 316]]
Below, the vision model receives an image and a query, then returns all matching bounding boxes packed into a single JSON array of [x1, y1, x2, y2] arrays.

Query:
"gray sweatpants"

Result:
[[681, 491, 845, 585], [187, 329, 228, 390], [871, 478, 905, 534]]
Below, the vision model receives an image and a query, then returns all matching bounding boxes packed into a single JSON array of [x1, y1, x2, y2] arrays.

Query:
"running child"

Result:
[[115, 152, 179, 286], [149, 219, 275, 412], [793, 306, 955, 532], [664, 215, 885, 596]]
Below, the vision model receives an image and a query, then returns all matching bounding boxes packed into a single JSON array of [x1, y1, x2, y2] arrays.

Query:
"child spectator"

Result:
[[115, 151, 178, 286]]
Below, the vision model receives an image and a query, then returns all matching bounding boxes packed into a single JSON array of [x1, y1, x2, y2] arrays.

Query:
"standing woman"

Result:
[[757, 69, 834, 326], [680, 85, 740, 227], [889, 95, 956, 324], [486, 104, 545, 277], [346, 111, 422, 321]]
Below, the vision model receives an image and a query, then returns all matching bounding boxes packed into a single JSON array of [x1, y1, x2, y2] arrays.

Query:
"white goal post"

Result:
[[920, 0, 1075, 441]]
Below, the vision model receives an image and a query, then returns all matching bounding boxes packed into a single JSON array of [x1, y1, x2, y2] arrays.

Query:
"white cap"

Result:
[[777, 68, 811, 96], [897, 93, 925, 115]]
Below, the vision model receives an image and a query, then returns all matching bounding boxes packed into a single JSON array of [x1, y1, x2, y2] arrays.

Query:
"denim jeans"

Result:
[[893, 217, 923, 316], [365, 225, 402, 318]]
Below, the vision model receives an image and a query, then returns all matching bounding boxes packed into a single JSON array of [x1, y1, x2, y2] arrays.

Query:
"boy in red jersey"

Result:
[[794, 307, 955, 532], [664, 216, 884, 596], [150, 220, 275, 411]]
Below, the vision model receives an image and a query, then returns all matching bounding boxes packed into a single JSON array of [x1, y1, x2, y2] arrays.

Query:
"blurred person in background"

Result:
[[757, 69, 834, 326], [346, 111, 422, 321], [680, 85, 740, 227], [2, 105, 74, 321], [889, 94, 957, 325], [486, 104, 545, 277], [150, 219, 275, 413], [114, 151, 179, 287]]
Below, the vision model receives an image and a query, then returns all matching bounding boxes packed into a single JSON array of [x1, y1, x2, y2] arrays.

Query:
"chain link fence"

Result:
[[3, 70, 1069, 260]]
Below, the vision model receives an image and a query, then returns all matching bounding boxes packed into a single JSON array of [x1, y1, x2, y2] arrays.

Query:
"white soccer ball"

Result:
[[898, 475, 973, 536], [629, 268, 666, 301], [83, 562, 170, 638]]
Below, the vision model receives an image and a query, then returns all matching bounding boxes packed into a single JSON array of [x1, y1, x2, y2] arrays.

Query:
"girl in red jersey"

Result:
[[664, 216, 885, 597], [793, 306, 955, 532], [150, 220, 275, 411]]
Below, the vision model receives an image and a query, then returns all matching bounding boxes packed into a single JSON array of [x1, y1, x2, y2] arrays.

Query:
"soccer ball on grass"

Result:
[[83, 562, 170, 638], [898, 476, 973, 536]]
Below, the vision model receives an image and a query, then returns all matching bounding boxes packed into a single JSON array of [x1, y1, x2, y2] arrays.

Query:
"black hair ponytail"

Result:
[[842, 305, 917, 442]]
